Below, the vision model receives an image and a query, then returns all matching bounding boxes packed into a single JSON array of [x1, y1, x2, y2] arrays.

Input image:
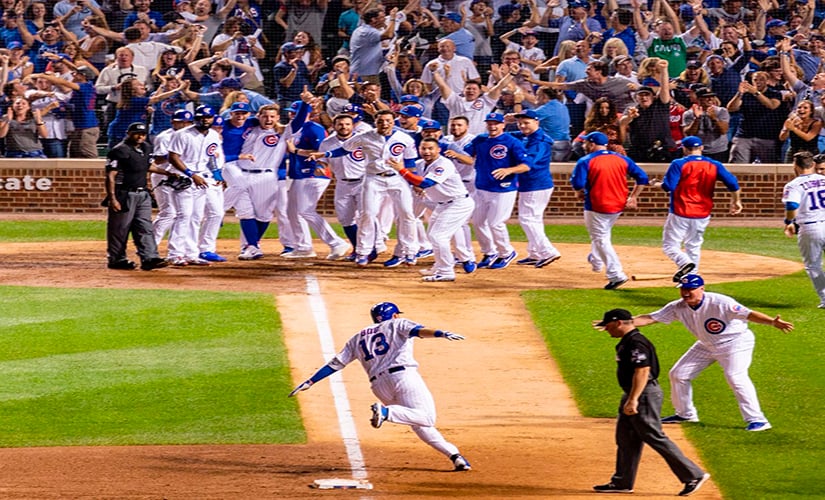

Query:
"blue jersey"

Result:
[[222, 117, 258, 162], [289, 121, 328, 179], [464, 133, 529, 193], [151, 95, 189, 135], [511, 129, 554, 192]]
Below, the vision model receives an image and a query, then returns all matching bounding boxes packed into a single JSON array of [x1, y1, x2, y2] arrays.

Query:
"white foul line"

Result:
[[305, 275, 369, 481]]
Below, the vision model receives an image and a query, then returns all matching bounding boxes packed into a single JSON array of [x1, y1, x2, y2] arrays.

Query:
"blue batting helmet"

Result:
[[370, 302, 401, 322], [194, 105, 215, 118]]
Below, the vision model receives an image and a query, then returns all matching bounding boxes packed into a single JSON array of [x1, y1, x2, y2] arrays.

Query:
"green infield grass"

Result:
[[524, 274, 824, 500], [0, 286, 304, 447]]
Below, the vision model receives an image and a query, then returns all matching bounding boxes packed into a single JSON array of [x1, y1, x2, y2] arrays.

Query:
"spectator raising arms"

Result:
[[0, 96, 48, 158]]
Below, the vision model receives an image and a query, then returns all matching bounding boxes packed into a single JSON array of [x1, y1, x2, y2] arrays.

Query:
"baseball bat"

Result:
[[630, 274, 671, 281]]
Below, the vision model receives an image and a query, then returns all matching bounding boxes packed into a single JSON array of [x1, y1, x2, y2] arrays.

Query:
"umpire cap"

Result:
[[595, 308, 633, 327], [127, 122, 148, 134]]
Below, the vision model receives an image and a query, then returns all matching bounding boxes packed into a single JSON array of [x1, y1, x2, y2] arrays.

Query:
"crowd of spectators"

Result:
[[1, 0, 824, 163]]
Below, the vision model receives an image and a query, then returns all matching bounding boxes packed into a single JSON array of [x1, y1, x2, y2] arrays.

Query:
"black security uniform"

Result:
[[610, 328, 704, 490], [105, 137, 163, 269]]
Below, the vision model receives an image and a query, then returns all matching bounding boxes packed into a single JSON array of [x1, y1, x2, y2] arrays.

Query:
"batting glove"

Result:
[[288, 379, 313, 397], [440, 331, 465, 341]]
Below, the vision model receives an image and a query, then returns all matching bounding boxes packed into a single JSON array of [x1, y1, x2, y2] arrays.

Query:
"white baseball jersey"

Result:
[[650, 292, 753, 349], [319, 133, 366, 180], [333, 317, 423, 378], [417, 156, 468, 204], [169, 125, 225, 173], [341, 129, 417, 175], [442, 93, 497, 136], [238, 126, 284, 170], [445, 133, 476, 181], [782, 173, 825, 224]]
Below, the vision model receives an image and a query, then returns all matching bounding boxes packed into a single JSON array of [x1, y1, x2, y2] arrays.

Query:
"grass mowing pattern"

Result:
[[524, 273, 825, 500], [0, 286, 304, 447]]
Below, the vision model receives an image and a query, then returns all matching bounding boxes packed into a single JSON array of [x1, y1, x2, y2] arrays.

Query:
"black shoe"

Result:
[[141, 257, 169, 271], [604, 278, 628, 290], [678, 473, 710, 496], [593, 482, 633, 493], [673, 262, 696, 283], [108, 260, 136, 270]]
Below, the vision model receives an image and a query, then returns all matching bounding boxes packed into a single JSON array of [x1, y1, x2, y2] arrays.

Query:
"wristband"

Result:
[[324, 151, 331, 158], [434, 330, 444, 337], [184, 168, 194, 177], [784, 218, 794, 225]]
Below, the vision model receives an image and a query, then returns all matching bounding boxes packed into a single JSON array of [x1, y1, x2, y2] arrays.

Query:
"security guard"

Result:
[[591, 308, 710, 496], [105, 122, 172, 271]]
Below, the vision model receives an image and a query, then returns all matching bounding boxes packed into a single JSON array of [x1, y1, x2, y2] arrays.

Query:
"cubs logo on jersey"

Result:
[[263, 134, 279, 147], [490, 145, 508, 159], [704, 318, 726, 335], [471, 99, 484, 110], [389, 143, 406, 156], [432, 166, 445, 177], [351, 148, 365, 161], [206, 143, 220, 157]]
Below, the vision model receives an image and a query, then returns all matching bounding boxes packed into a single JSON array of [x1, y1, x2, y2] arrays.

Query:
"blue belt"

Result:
[[242, 168, 274, 173], [374, 172, 396, 177], [803, 220, 825, 224], [341, 178, 363, 182], [369, 366, 406, 382], [438, 193, 470, 205]]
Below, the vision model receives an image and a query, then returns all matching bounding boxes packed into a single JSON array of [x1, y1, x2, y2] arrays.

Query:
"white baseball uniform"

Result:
[[410, 155, 474, 278], [234, 126, 282, 222], [441, 93, 498, 136], [782, 173, 825, 306], [649, 292, 768, 424], [332, 317, 463, 459], [167, 125, 225, 261], [149, 127, 177, 250], [444, 133, 477, 262], [319, 132, 366, 244]]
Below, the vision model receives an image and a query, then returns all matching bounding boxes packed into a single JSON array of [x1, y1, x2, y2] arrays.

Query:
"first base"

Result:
[[311, 478, 374, 490]]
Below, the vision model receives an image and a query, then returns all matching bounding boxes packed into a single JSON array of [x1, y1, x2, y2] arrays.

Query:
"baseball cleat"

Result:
[[476, 254, 497, 268], [516, 257, 539, 265], [450, 453, 472, 471], [167, 256, 188, 267], [673, 262, 696, 283], [661, 415, 699, 424], [604, 278, 628, 290], [419, 268, 436, 276], [370, 402, 388, 428], [404, 256, 417, 266], [422, 274, 456, 282], [415, 248, 434, 259], [587, 253, 604, 272], [186, 257, 211, 266], [107, 259, 136, 270], [745, 421, 772, 432], [818, 302, 825, 309], [140, 257, 168, 271], [344, 252, 357, 262], [462, 260, 477, 274], [327, 243, 351, 261], [678, 473, 710, 496], [383, 256, 402, 268], [283, 250, 317, 259], [593, 482, 633, 494], [489, 250, 517, 269], [535, 254, 562, 268], [239, 245, 264, 260], [199, 251, 227, 262], [355, 255, 370, 267], [279, 246, 294, 256]]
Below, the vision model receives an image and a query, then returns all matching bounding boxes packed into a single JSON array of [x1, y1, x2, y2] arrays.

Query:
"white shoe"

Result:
[[239, 245, 263, 260], [167, 256, 188, 266], [186, 257, 210, 266], [422, 274, 456, 282], [419, 268, 436, 276], [326, 243, 351, 261], [283, 250, 317, 259]]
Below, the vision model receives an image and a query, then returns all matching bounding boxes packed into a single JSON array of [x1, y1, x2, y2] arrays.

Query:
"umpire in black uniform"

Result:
[[592, 308, 710, 496], [105, 122, 170, 271]]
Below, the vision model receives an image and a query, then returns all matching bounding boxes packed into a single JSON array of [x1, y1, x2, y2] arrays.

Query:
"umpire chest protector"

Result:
[[107, 142, 154, 190]]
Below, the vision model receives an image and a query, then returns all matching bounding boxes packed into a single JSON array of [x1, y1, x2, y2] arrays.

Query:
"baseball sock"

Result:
[[343, 224, 358, 247], [256, 220, 270, 241], [240, 219, 260, 247]]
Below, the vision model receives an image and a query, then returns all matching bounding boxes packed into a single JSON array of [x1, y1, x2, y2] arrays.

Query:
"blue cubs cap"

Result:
[[682, 136, 703, 148], [514, 109, 539, 120], [213, 115, 224, 126], [230, 102, 251, 113], [677, 274, 705, 289], [485, 112, 505, 123], [400, 94, 421, 104], [370, 302, 401, 322], [281, 42, 304, 52], [194, 105, 215, 118], [583, 131, 609, 145], [420, 119, 441, 130], [440, 12, 462, 23], [6, 41, 22, 50], [288, 101, 302, 113], [766, 19, 787, 28], [399, 105, 423, 117], [172, 109, 193, 121]]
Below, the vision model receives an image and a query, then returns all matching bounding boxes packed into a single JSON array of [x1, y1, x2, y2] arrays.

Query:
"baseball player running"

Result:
[[782, 151, 825, 308], [289, 302, 472, 472], [633, 274, 794, 431], [570, 132, 649, 290], [651, 136, 742, 282], [316, 113, 367, 257], [166, 105, 225, 266], [308, 109, 419, 267], [388, 137, 475, 282], [464, 112, 530, 269]]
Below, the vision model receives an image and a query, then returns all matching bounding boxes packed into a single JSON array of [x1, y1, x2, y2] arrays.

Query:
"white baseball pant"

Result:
[[198, 177, 225, 255], [584, 210, 627, 282], [662, 213, 710, 272], [334, 178, 362, 227], [234, 170, 279, 222], [169, 184, 206, 260], [472, 189, 517, 257], [357, 175, 415, 258], [451, 181, 476, 261], [287, 178, 348, 252], [370, 367, 460, 458], [429, 196, 475, 277], [221, 161, 243, 211], [668, 331, 767, 423], [150, 173, 176, 249], [797, 221, 825, 304], [518, 188, 560, 260], [276, 178, 296, 249]]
